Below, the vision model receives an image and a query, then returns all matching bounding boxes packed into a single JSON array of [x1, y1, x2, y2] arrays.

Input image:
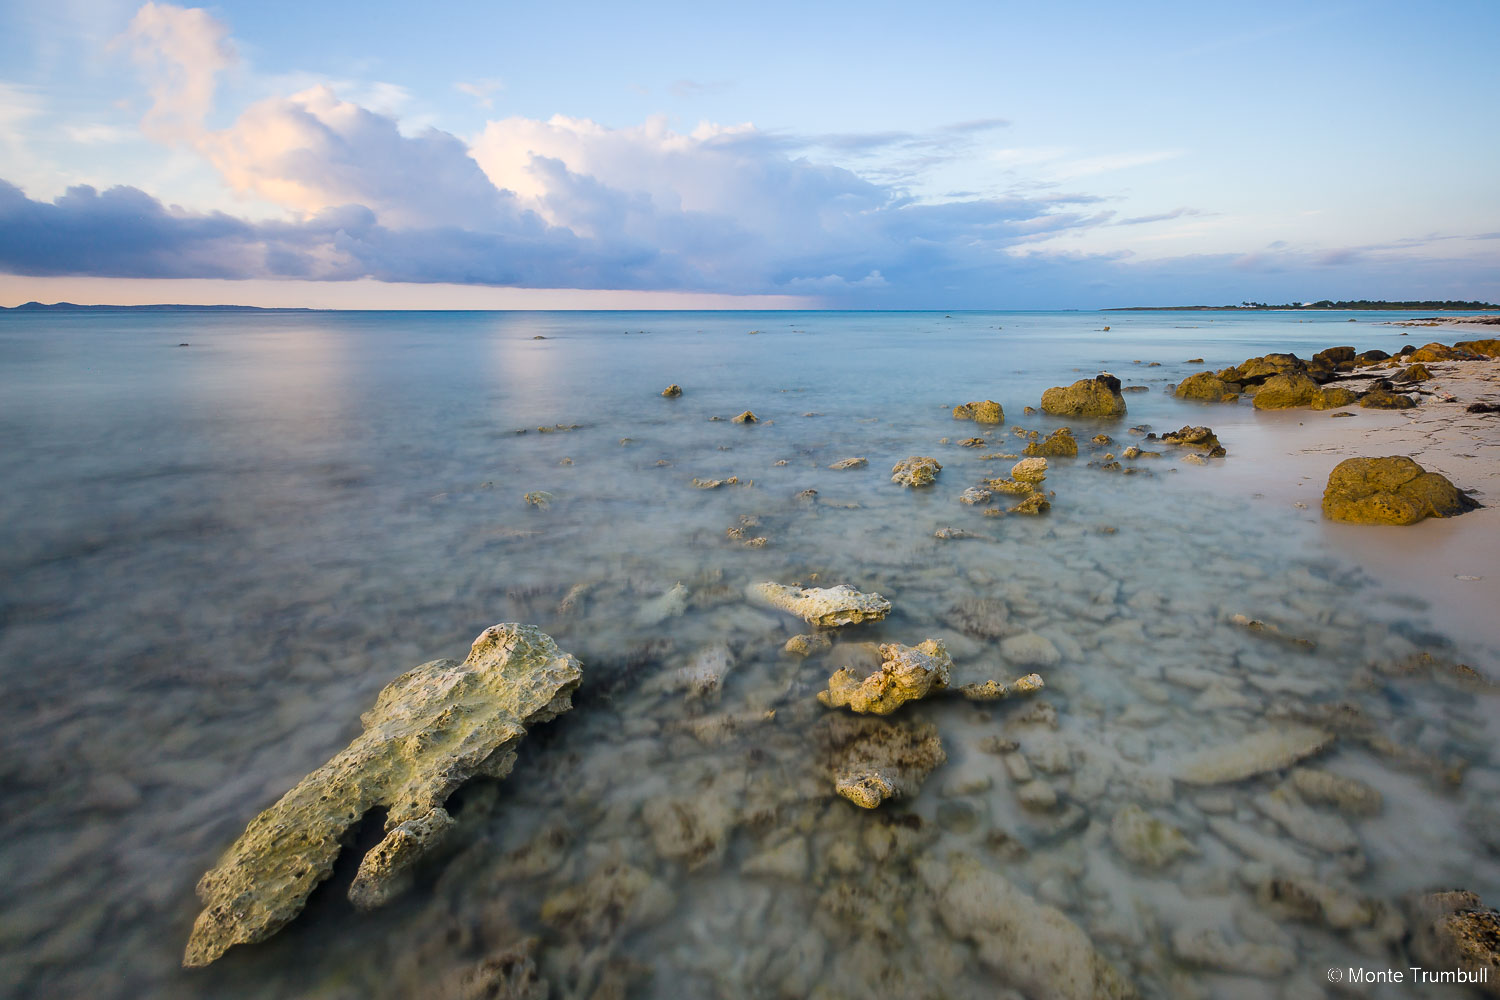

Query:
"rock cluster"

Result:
[[183, 624, 583, 967]]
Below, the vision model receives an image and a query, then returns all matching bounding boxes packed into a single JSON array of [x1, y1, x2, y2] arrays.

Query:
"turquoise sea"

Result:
[[1, 309, 1496, 999]]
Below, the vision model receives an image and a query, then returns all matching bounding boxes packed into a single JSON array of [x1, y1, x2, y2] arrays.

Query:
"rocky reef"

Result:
[[819, 639, 954, 714], [821, 715, 946, 808], [1322, 456, 1478, 525], [748, 581, 891, 627], [1040, 374, 1127, 418], [183, 624, 583, 967]]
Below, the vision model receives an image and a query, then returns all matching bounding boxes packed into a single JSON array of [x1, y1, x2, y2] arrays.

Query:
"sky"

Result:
[[1, 0, 1497, 309]]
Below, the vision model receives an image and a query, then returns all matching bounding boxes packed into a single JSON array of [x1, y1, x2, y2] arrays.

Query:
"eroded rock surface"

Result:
[[183, 624, 583, 967], [952, 400, 1004, 424], [822, 715, 946, 808], [1040, 375, 1127, 418], [749, 581, 892, 627], [1175, 371, 1240, 402], [891, 455, 942, 486], [1322, 456, 1478, 525], [820, 639, 953, 714], [1023, 428, 1078, 458]]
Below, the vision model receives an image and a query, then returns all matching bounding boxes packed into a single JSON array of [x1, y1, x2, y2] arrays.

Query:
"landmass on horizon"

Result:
[[1105, 299, 1500, 312], [5, 300, 1499, 314]]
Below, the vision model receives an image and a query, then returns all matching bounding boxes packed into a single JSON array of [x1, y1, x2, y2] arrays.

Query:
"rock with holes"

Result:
[[890, 455, 942, 486], [749, 581, 891, 628], [1040, 375, 1127, 418], [183, 624, 582, 967], [821, 714, 946, 808], [819, 639, 953, 714], [1322, 456, 1478, 525]]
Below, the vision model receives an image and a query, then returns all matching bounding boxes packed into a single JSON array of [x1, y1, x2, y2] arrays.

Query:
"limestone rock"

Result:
[[661, 384, 682, 397], [183, 624, 583, 967], [819, 639, 952, 714], [821, 715, 946, 808], [1040, 375, 1127, 418], [943, 597, 1016, 640], [1456, 338, 1500, 358], [1175, 725, 1333, 785], [921, 855, 1138, 999], [636, 582, 688, 624], [1311, 385, 1358, 409], [1023, 428, 1078, 458], [1011, 457, 1048, 482], [1289, 768, 1382, 815], [1406, 341, 1469, 363], [890, 455, 942, 486], [1110, 804, 1197, 869], [1397, 362, 1434, 383], [670, 642, 735, 703], [1321, 456, 1477, 525], [983, 476, 1037, 495], [1408, 890, 1500, 995], [828, 456, 867, 469], [691, 476, 740, 489], [1253, 787, 1358, 853], [1170, 925, 1296, 976], [958, 673, 1045, 701], [1251, 373, 1320, 409], [953, 399, 1004, 424], [1175, 371, 1239, 402], [540, 862, 674, 939], [958, 486, 993, 505], [1001, 631, 1061, 667], [784, 632, 832, 658], [748, 581, 891, 628], [1008, 493, 1051, 515], [731, 410, 758, 423], [1160, 425, 1226, 458], [1359, 388, 1416, 409]]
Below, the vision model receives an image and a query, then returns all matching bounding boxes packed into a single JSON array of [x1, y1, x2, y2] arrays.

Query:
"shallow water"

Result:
[[1, 309, 1496, 999]]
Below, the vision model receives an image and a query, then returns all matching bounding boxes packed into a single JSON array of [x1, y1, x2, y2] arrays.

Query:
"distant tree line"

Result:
[[1237, 299, 1499, 310]]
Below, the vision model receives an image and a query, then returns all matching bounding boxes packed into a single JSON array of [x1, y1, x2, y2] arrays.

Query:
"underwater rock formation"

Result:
[[1321, 456, 1477, 525], [890, 455, 942, 486], [821, 715, 946, 808], [1175, 725, 1332, 785], [820, 639, 953, 714], [828, 456, 868, 469], [1109, 804, 1196, 869], [183, 624, 583, 967], [748, 581, 892, 627], [1040, 375, 1127, 418]]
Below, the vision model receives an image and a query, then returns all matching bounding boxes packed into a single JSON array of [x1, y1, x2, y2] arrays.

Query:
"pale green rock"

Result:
[[183, 624, 582, 967]]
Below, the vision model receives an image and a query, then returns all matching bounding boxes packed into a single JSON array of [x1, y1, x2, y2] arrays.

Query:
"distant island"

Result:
[[1105, 299, 1500, 312], [0, 301, 322, 312]]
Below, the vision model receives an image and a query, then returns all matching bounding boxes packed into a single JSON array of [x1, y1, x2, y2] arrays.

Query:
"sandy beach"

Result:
[[1190, 332, 1500, 656]]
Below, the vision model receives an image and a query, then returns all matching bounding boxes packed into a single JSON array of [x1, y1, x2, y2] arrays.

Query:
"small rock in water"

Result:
[[784, 632, 833, 658], [953, 399, 1004, 423], [1011, 457, 1048, 482], [731, 410, 758, 423], [819, 639, 953, 714], [661, 383, 682, 397], [890, 455, 942, 487], [1175, 725, 1334, 785], [828, 456, 867, 469], [1110, 804, 1197, 869], [958, 486, 993, 505], [749, 581, 891, 627]]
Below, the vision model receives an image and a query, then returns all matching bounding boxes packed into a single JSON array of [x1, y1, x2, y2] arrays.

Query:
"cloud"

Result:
[[455, 78, 504, 109], [668, 79, 731, 98], [1116, 206, 1203, 226], [116, 1, 235, 143]]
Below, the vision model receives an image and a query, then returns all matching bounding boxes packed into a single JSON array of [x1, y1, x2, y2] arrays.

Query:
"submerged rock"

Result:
[[958, 486, 993, 505], [1023, 428, 1078, 458], [953, 399, 1004, 424], [943, 597, 1015, 639], [1289, 768, 1383, 816], [1040, 375, 1127, 418], [183, 624, 583, 967], [1160, 425, 1226, 458], [1321, 456, 1478, 525], [822, 714, 946, 808], [748, 581, 892, 627], [784, 632, 833, 658], [1175, 725, 1333, 785], [1110, 804, 1197, 869], [890, 455, 942, 486], [828, 456, 868, 470], [920, 855, 1138, 999], [820, 639, 952, 714]]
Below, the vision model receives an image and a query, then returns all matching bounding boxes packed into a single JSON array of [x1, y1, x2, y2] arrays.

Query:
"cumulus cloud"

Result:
[[117, 1, 235, 142]]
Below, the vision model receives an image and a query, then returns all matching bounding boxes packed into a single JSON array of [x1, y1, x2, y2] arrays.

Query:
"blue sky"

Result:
[[1, 0, 1497, 307]]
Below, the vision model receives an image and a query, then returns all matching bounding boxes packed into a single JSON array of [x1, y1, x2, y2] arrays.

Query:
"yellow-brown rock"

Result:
[[953, 400, 1004, 424], [1322, 456, 1478, 525], [1040, 375, 1126, 418]]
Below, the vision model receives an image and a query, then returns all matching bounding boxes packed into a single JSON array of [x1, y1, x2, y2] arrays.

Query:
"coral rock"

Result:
[[819, 639, 952, 714], [1040, 375, 1127, 418], [749, 581, 891, 627], [822, 715, 946, 808], [890, 455, 942, 486], [183, 624, 582, 967], [1322, 456, 1477, 525]]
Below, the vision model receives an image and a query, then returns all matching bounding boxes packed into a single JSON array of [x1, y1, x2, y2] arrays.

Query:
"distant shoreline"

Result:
[[1104, 302, 1500, 312]]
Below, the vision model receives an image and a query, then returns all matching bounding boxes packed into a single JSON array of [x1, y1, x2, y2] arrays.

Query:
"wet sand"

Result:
[[1183, 355, 1500, 656]]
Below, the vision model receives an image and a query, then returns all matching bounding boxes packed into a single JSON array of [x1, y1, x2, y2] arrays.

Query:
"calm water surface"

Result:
[[1, 310, 1496, 999]]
